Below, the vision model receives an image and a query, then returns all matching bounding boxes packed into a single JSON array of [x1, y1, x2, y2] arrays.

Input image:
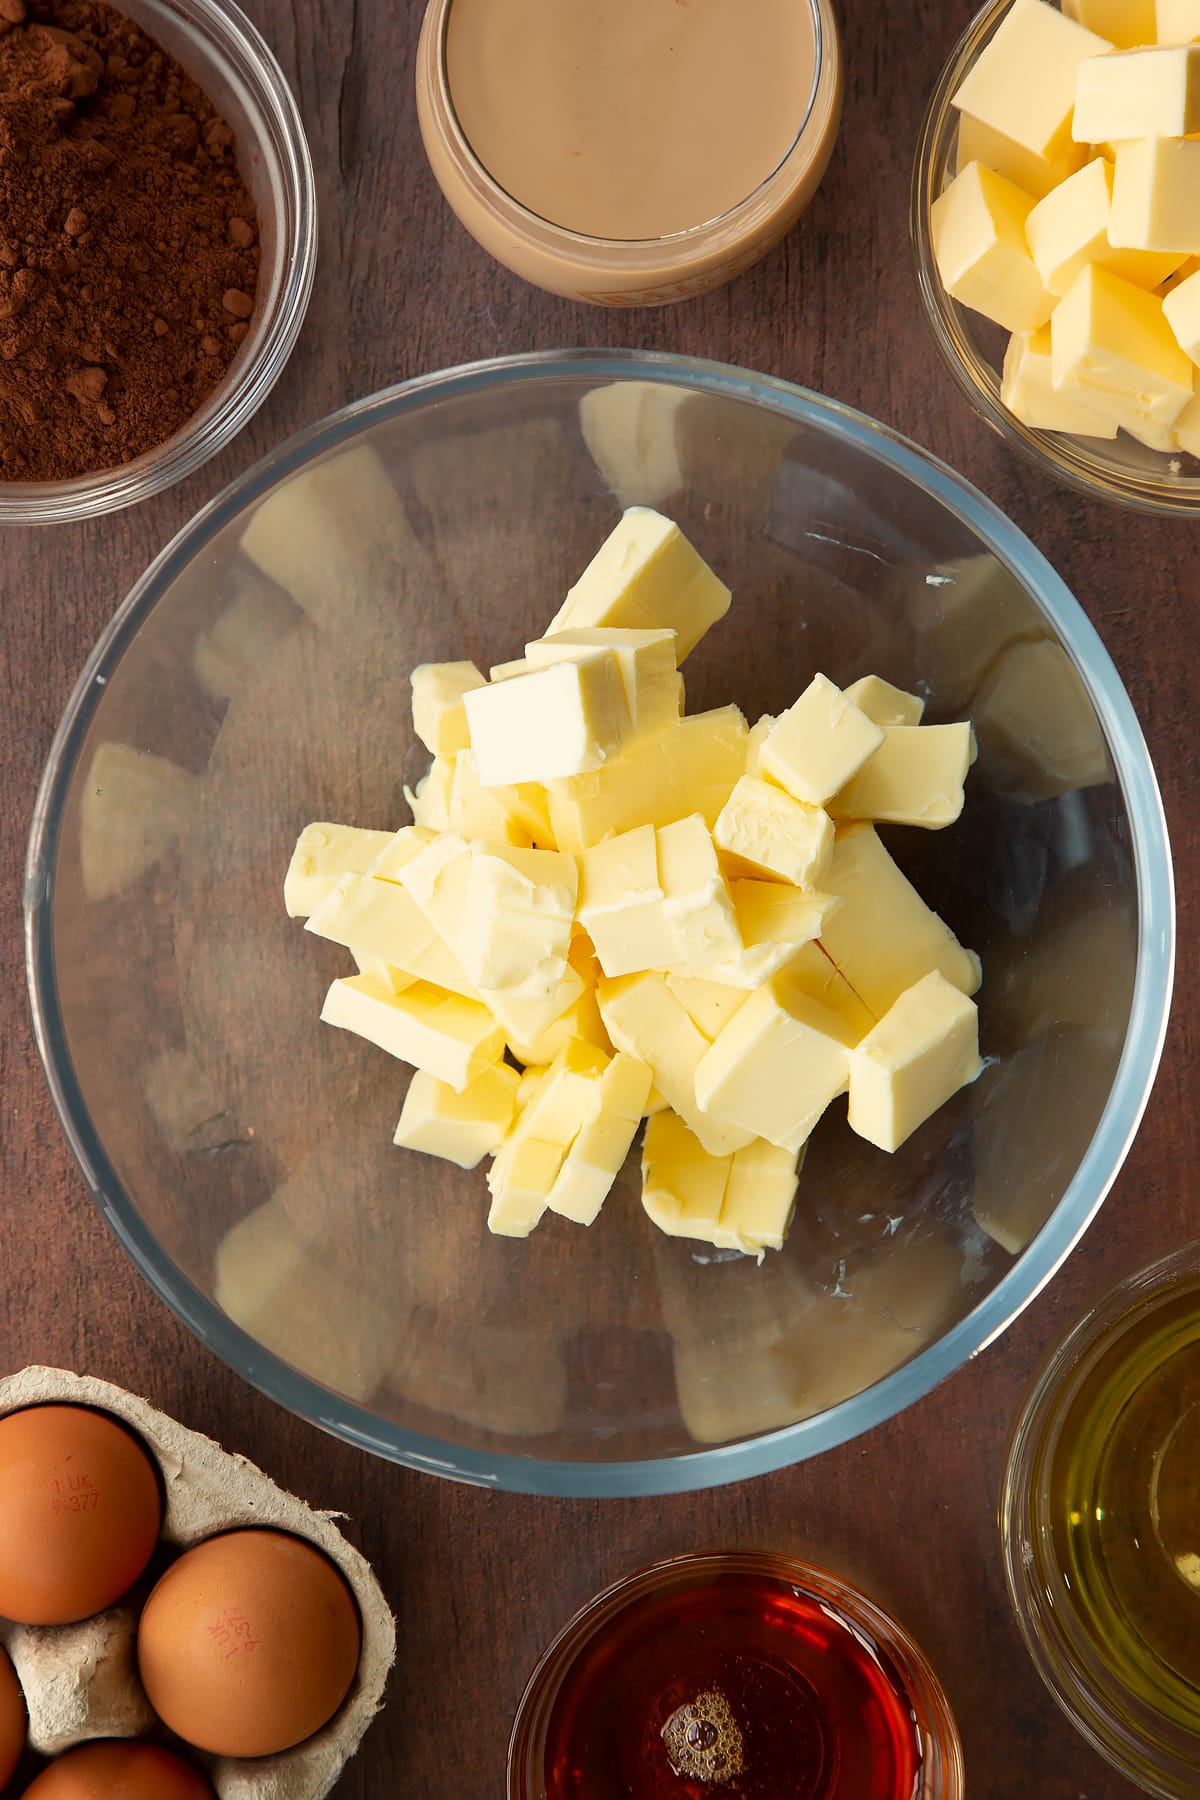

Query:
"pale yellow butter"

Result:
[[758, 674, 885, 807], [546, 1053, 653, 1225], [1164, 268, 1200, 362], [847, 972, 983, 1152], [656, 814, 743, 973], [305, 870, 443, 970], [320, 972, 504, 1091], [665, 973, 751, 1040], [1001, 327, 1121, 435], [829, 722, 976, 829], [730, 879, 843, 950], [1174, 390, 1200, 453], [525, 626, 681, 743], [598, 970, 754, 1155], [545, 506, 731, 661], [393, 1063, 520, 1168], [1025, 159, 1185, 297], [1110, 137, 1200, 253], [577, 823, 680, 978], [713, 774, 835, 887], [1051, 263, 1195, 432], [717, 1139, 800, 1256], [406, 756, 454, 832], [546, 706, 748, 852], [1065, 0, 1156, 50], [460, 843, 578, 999], [819, 824, 981, 1017], [641, 1109, 732, 1243], [842, 675, 925, 727], [1157, 0, 1200, 45], [487, 1138, 563, 1238], [955, 112, 1085, 200], [284, 822, 395, 918], [931, 162, 1056, 334], [952, 0, 1112, 160], [409, 661, 486, 758], [463, 652, 630, 786], [783, 943, 877, 1042], [366, 824, 437, 883], [694, 981, 855, 1156], [448, 751, 554, 849], [1074, 44, 1200, 142]]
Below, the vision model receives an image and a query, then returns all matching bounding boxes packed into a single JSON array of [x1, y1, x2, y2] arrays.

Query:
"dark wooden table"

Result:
[[1, 1, 1193, 1794]]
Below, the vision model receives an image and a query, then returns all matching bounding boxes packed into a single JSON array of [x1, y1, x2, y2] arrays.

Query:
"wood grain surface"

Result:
[[1, 1, 1194, 1794]]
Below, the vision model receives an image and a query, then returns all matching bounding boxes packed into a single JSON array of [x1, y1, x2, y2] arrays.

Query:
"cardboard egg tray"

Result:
[[0, 1367, 396, 1799]]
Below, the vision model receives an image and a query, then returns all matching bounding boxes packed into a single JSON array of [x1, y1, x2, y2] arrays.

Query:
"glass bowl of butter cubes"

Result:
[[913, 0, 1200, 513], [26, 349, 1173, 1494]]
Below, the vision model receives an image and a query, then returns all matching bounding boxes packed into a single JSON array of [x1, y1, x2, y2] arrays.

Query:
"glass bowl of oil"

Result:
[[1001, 1242, 1200, 1797], [507, 1549, 964, 1798]]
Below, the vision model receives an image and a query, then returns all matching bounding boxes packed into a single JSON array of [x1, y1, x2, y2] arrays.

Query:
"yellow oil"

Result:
[[1049, 1283, 1200, 1733]]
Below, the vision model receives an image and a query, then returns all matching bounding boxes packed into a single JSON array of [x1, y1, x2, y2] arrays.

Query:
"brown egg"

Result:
[[136, 1529, 361, 1757], [0, 1645, 25, 1789], [21, 1740, 215, 1798], [0, 1406, 162, 1625]]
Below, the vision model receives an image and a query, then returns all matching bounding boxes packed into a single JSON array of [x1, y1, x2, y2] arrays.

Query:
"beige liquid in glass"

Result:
[[445, 0, 819, 241]]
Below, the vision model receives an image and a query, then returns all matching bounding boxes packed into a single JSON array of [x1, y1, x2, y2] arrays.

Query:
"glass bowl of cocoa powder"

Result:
[[0, 0, 316, 523]]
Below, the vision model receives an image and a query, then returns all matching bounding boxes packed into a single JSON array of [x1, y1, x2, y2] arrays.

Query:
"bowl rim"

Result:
[[910, 0, 1200, 519], [0, 0, 317, 526], [24, 347, 1176, 1497]]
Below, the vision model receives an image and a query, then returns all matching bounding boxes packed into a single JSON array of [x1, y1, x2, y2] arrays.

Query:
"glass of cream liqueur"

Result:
[[416, 0, 843, 304], [508, 1552, 964, 1798]]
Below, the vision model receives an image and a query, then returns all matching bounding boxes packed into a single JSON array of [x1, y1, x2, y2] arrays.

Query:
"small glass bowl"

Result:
[[1001, 1243, 1200, 1797], [507, 1550, 964, 1798], [911, 0, 1200, 517], [0, 0, 316, 526]]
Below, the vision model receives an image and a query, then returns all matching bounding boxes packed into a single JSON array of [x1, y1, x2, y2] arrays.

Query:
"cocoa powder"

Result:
[[0, 0, 260, 484]]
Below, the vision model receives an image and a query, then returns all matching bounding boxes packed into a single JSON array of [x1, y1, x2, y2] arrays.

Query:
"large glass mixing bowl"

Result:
[[25, 352, 1173, 1495]]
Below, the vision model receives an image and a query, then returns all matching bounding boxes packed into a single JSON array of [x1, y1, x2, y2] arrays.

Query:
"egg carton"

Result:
[[0, 1367, 396, 1799]]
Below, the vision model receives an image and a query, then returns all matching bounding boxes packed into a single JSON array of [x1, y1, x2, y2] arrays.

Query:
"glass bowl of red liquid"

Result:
[[507, 1550, 964, 1798]]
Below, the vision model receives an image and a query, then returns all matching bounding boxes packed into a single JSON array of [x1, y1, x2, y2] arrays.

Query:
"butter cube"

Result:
[[1051, 263, 1195, 432], [448, 751, 554, 848], [546, 1053, 653, 1225], [758, 674, 885, 807], [665, 974, 751, 1040], [463, 653, 629, 786], [545, 507, 731, 661], [1025, 159, 1185, 297], [931, 162, 1056, 333], [546, 706, 748, 852], [1001, 327, 1121, 435], [784, 942, 877, 1042], [848, 972, 983, 1152], [1074, 45, 1200, 142], [577, 823, 680, 978], [410, 661, 486, 758], [284, 822, 394, 918], [352, 950, 415, 994], [1157, 0, 1200, 45], [828, 722, 976, 829], [320, 973, 504, 1090], [819, 825, 981, 1017], [641, 1110, 732, 1243], [306, 872, 477, 1003], [695, 980, 854, 1155], [842, 675, 925, 727], [744, 711, 775, 774], [730, 879, 843, 950], [406, 756, 453, 831], [952, 0, 1112, 161], [487, 1138, 563, 1238], [366, 824, 439, 883], [1174, 390, 1200, 452], [1164, 268, 1200, 361], [1065, 0, 1156, 50], [400, 831, 474, 951], [598, 971, 754, 1155], [488, 1040, 611, 1234], [459, 842, 577, 1000], [393, 1063, 520, 1168], [955, 112, 1085, 199], [713, 775, 835, 886], [1110, 137, 1200, 253], [525, 627, 681, 742], [717, 1139, 800, 1256], [656, 814, 743, 972]]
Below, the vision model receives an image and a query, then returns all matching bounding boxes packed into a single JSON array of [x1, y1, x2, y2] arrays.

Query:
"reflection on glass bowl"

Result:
[[25, 350, 1173, 1495]]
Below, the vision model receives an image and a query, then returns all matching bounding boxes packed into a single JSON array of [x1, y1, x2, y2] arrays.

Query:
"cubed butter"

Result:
[[931, 162, 1056, 333], [598, 970, 754, 1155], [828, 722, 976, 829], [525, 627, 681, 742], [320, 973, 504, 1091], [487, 1138, 563, 1238], [545, 507, 731, 660], [717, 1139, 800, 1256], [546, 1053, 653, 1225], [842, 675, 925, 727], [665, 973, 751, 1040], [1051, 263, 1195, 431], [393, 1063, 520, 1168], [284, 822, 394, 918], [952, 0, 1112, 161], [713, 775, 835, 886], [641, 1110, 733, 1243], [656, 813, 743, 973], [463, 652, 630, 786], [409, 661, 486, 758], [546, 706, 748, 852], [955, 111, 1085, 200], [367, 824, 438, 883], [758, 675, 885, 807], [847, 972, 983, 1152], [818, 824, 981, 1017], [459, 843, 578, 998], [1110, 137, 1200, 253], [305, 871, 456, 979], [1025, 159, 1185, 297], [1163, 266, 1200, 361], [448, 751, 554, 849], [406, 756, 454, 831], [730, 878, 843, 950], [783, 942, 877, 1042], [1074, 44, 1200, 142], [577, 823, 680, 978], [1174, 389, 1200, 452], [1001, 327, 1121, 434], [1157, 0, 1200, 45], [1065, 0, 1156, 50], [694, 980, 855, 1155]]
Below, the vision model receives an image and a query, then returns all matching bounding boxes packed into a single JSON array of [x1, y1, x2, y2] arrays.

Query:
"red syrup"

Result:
[[541, 1564, 924, 1799]]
